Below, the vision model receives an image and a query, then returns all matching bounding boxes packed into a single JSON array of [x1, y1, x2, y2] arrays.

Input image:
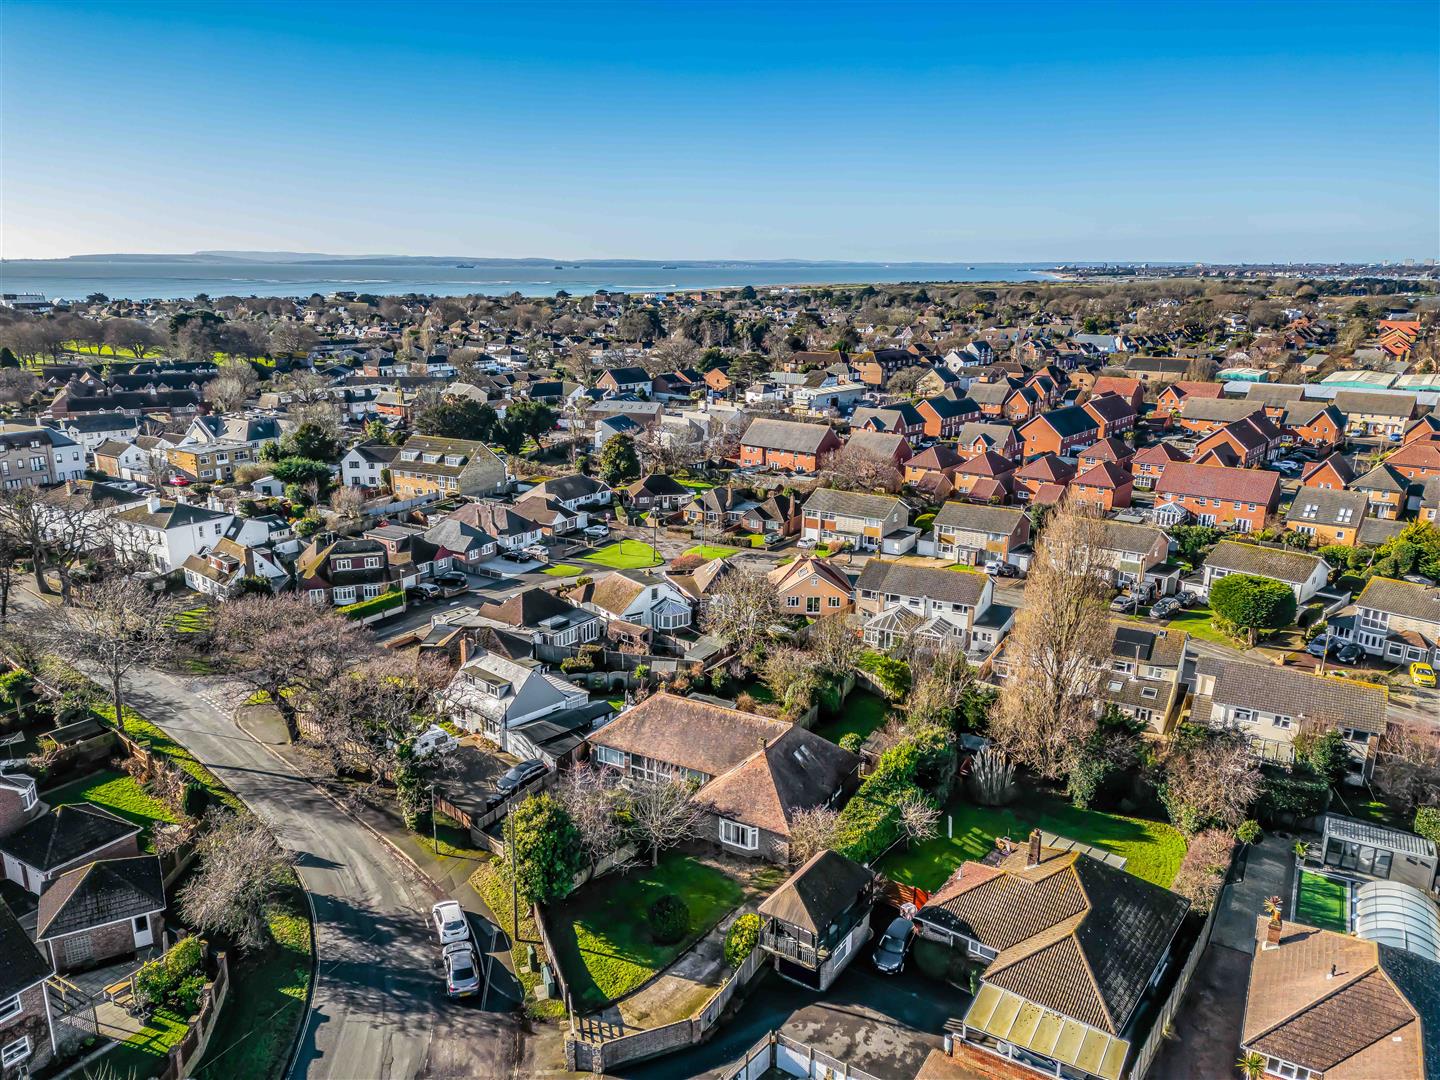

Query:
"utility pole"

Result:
[[430, 785, 439, 859], [507, 808, 519, 943]]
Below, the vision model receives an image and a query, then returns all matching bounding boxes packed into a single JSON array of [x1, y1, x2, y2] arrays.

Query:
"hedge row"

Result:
[[338, 590, 404, 620], [833, 732, 945, 864]]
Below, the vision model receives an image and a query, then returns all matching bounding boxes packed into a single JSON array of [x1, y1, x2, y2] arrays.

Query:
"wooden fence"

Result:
[[567, 947, 764, 1072], [531, 901, 575, 1026]]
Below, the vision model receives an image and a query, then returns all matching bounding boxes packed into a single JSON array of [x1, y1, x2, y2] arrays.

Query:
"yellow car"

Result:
[[1410, 662, 1437, 688]]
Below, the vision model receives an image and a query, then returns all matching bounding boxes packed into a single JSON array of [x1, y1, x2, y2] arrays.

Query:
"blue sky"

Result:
[[4, 0, 1437, 262]]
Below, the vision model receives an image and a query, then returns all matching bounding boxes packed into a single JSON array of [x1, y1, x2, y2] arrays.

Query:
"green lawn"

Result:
[[471, 862, 567, 1020], [811, 692, 890, 745], [414, 811, 491, 861], [948, 563, 982, 574], [541, 563, 583, 577], [102, 1007, 190, 1079], [1296, 872, 1349, 933], [193, 879, 313, 1080], [548, 851, 745, 1012], [168, 606, 212, 635], [734, 679, 776, 705], [684, 544, 740, 560], [47, 769, 178, 848], [676, 478, 716, 491], [880, 792, 1187, 891], [582, 540, 663, 570], [1128, 603, 1236, 648]]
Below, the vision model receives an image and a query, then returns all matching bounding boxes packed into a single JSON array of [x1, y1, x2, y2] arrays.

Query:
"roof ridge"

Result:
[[1247, 956, 1380, 1047]]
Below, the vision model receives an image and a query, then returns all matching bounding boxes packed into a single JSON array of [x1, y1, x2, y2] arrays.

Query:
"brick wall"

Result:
[[50, 913, 158, 974], [0, 982, 54, 1080]]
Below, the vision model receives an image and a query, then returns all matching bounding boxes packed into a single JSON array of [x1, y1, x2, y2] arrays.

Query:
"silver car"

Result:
[[443, 940, 482, 998]]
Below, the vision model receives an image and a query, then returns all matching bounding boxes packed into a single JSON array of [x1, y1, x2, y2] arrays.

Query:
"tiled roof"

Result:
[[758, 850, 873, 934], [1200, 656, 1387, 734], [1355, 576, 1440, 624], [803, 488, 904, 519], [0, 898, 50, 999], [742, 418, 838, 453], [695, 725, 858, 836], [1286, 489, 1369, 529], [933, 502, 1027, 536], [1024, 404, 1098, 439], [0, 805, 139, 872], [1154, 462, 1280, 505], [855, 559, 987, 606], [588, 692, 789, 779], [37, 855, 166, 939]]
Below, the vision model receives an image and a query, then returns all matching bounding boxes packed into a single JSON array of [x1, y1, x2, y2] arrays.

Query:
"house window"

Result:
[[1233, 708, 1254, 724], [719, 819, 759, 850], [1, 1036, 30, 1068], [786, 596, 800, 608], [0, 993, 21, 1023], [828, 596, 842, 608], [1272, 715, 1293, 729], [18, 784, 36, 812], [364, 557, 382, 569]]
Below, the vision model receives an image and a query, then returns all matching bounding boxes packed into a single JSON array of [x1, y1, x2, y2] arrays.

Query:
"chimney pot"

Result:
[[1027, 828, 1042, 868], [1327, 964, 1337, 979]]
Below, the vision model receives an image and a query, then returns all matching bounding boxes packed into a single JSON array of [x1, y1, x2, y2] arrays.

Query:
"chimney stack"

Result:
[[1027, 829, 1042, 868], [458, 633, 471, 667], [1264, 896, 1284, 948]]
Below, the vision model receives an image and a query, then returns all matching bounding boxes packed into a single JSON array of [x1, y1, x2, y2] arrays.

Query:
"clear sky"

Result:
[[4, 0, 1438, 263]]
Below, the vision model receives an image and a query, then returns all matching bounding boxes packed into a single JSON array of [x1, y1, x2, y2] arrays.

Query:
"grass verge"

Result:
[[581, 540, 663, 570], [470, 862, 567, 1021], [684, 544, 740, 560], [541, 563, 583, 577]]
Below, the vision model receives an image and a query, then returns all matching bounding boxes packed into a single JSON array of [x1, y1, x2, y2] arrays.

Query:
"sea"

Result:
[[0, 259, 1062, 303]]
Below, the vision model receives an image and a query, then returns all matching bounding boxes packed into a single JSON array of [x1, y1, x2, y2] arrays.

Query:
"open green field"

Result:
[[548, 851, 744, 1012], [582, 540, 663, 569], [47, 768, 178, 848], [684, 544, 740, 560], [1296, 871, 1349, 933], [879, 792, 1187, 891], [811, 692, 890, 745], [1128, 603, 1234, 647]]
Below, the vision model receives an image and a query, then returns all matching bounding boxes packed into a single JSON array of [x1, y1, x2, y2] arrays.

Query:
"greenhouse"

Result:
[[1352, 879, 1440, 963]]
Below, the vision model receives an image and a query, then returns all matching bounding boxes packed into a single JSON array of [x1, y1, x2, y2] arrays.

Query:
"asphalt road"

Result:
[[14, 589, 521, 1080]]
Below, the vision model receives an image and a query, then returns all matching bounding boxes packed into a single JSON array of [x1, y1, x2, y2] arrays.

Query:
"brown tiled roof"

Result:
[[1133, 443, 1189, 465], [588, 693, 788, 778], [1073, 461, 1130, 490], [1355, 576, 1440, 624], [695, 725, 858, 836], [1199, 656, 1388, 735], [757, 849, 873, 934], [1016, 454, 1075, 483], [956, 450, 1018, 477], [1300, 452, 1355, 486], [908, 444, 964, 471], [933, 502, 1027, 536], [1154, 461, 1280, 505], [742, 417, 839, 453]]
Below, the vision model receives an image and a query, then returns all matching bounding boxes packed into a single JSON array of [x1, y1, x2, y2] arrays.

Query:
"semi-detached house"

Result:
[[738, 418, 842, 473], [110, 494, 235, 574], [388, 435, 508, 500], [1342, 576, 1440, 665], [800, 489, 911, 553], [1154, 462, 1280, 533], [933, 502, 1031, 566], [854, 559, 1015, 655]]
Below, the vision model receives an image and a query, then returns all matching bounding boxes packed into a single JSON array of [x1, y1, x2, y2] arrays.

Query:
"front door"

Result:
[[132, 915, 153, 948]]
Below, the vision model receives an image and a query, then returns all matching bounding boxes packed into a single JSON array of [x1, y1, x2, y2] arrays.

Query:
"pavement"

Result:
[[14, 585, 526, 1080]]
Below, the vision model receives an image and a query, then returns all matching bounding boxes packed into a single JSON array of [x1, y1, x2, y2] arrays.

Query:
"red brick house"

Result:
[[1089, 377, 1145, 413], [37, 856, 166, 974], [916, 394, 979, 439], [1193, 411, 1283, 468], [1154, 462, 1280, 532], [1299, 453, 1354, 491], [1156, 380, 1224, 418], [1014, 453, 1075, 503], [1132, 443, 1188, 490], [951, 451, 1018, 502], [954, 422, 1021, 462], [1383, 439, 1440, 485], [1077, 436, 1134, 472], [1402, 414, 1440, 446], [1282, 401, 1345, 451], [1080, 391, 1138, 439], [1018, 406, 1099, 460], [0, 900, 55, 1078], [738, 418, 842, 473], [1071, 460, 1133, 511]]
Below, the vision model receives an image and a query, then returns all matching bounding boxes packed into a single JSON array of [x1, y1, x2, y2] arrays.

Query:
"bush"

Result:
[[832, 730, 947, 863], [1171, 829, 1235, 915], [559, 656, 594, 674], [337, 589, 404, 621], [1210, 573, 1298, 642], [1415, 806, 1440, 845], [1256, 770, 1330, 824], [857, 652, 912, 700], [182, 783, 209, 819], [838, 732, 865, 754], [1236, 819, 1262, 845], [134, 936, 206, 1011], [724, 913, 761, 968], [647, 894, 690, 945]]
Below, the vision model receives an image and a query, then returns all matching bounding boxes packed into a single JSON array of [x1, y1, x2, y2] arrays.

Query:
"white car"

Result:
[[584, 524, 610, 540], [412, 725, 459, 759], [431, 901, 471, 945]]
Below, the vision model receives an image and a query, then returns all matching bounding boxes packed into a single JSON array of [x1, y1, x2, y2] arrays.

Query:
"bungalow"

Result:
[[622, 473, 693, 512], [586, 694, 858, 865], [684, 486, 758, 530], [595, 366, 653, 397], [738, 418, 842, 474], [461, 586, 603, 650], [1154, 462, 1281, 533], [800, 489, 910, 553], [445, 501, 543, 551], [574, 570, 693, 631], [1132, 443, 1188, 490], [1191, 657, 1386, 776], [920, 834, 1188, 1080], [1285, 489, 1368, 546], [1018, 404, 1099, 459], [1343, 576, 1440, 665], [769, 556, 854, 616], [37, 856, 166, 974], [1201, 540, 1330, 604], [933, 503, 1030, 566]]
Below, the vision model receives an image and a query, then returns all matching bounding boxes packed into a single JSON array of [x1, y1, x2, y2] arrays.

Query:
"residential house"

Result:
[[1240, 915, 1440, 1080], [91, 439, 152, 481], [1077, 436, 1135, 472], [419, 514, 498, 569], [800, 489, 911, 553], [903, 444, 964, 493], [575, 570, 693, 631], [1081, 391, 1138, 439], [1281, 400, 1345, 451], [0, 805, 140, 895], [1349, 464, 1412, 520], [1334, 390, 1417, 437], [1285, 489, 1368, 546], [1201, 541, 1330, 604], [37, 856, 166, 974], [43, 413, 140, 454], [182, 414, 284, 449], [854, 559, 1014, 654], [738, 419, 842, 473], [735, 491, 802, 538], [0, 899, 56, 1077], [1155, 380, 1224, 417], [950, 451, 1018, 504], [1091, 520, 1173, 593], [595, 366, 653, 397], [295, 535, 398, 606], [111, 494, 235, 573], [1125, 355, 1191, 382], [1132, 443, 1188, 490], [446, 648, 589, 753], [164, 439, 256, 484], [1384, 440, 1440, 486], [1154, 462, 1281, 532], [919, 835, 1188, 1080], [915, 394, 979, 439], [443, 501, 543, 551], [914, 365, 964, 399], [388, 435, 508, 500], [1017, 404, 1099, 460], [1099, 623, 1189, 734], [757, 850, 875, 991], [0, 774, 41, 837], [459, 587, 603, 651], [1175, 396, 1281, 437], [684, 486, 759, 531], [768, 556, 854, 616], [1071, 460, 1133, 511], [953, 421, 1021, 462], [339, 441, 402, 489], [933, 503, 1030, 566], [850, 403, 928, 440], [1343, 577, 1440, 665], [1191, 657, 1386, 776], [586, 694, 858, 865], [1088, 377, 1145, 413], [1193, 411, 1283, 468], [0, 425, 84, 489], [1014, 454, 1075, 503], [1299, 453, 1355, 491], [844, 430, 913, 469], [1402, 413, 1440, 446], [181, 536, 288, 597], [622, 473, 693, 513]]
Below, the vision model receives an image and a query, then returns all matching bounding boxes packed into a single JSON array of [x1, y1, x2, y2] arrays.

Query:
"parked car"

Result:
[[1333, 643, 1364, 665], [442, 940, 482, 998], [499, 549, 529, 563], [434, 571, 470, 596], [168, 476, 191, 486], [584, 524, 610, 540], [984, 560, 1018, 578], [1149, 596, 1182, 620], [522, 545, 549, 561], [1273, 460, 1301, 476], [1388, 432, 1404, 443], [1409, 662, 1436, 688], [1110, 593, 1140, 612], [1305, 634, 1334, 658], [487, 759, 547, 807], [407, 583, 442, 603], [431, 901, 470, 945], [795, 537, 816, 549], [871, 916, 915, 974]]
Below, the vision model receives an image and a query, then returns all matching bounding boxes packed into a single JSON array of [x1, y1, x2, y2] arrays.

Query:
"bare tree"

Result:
[[897, 792, 941, 844], [642, 333, 701, 376], [328, 484, 366, 522], [1158, 726, 1261, 834], [104, 319, 161, 359], [0, 486, 115, 603], [211, 594, 374, 740], [700, 567, 782, 663], [39, 576, 182, 732], [280, 368, 333, 407], [627, 775, 703, 866], [820, 444, 902, 494], [989, 496, 1112, 778], [267, 320, 318, 357], [807, 613, 861, 676], [556, 765, 631, 874], [783, 804, 840, 865], [905, 642, 976, 730], [203, 362, 259, 412], [760, 645, 817, 716], [0, 368, 40, 408], [178, 810, 290, 953]]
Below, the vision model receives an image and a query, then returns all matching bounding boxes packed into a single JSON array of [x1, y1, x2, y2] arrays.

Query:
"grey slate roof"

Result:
[[1205, 540, 1326, 584], [855, 559, 987, 606], [0, 805, 140, 872], [1355, 577, 1440, 624], [37, 855, 166, 939], [1198, 656, 1388, 735], [803, 488, 904, 520], [933, 502, 1027, 536], [742, 418, 838, 454], [0, 899, 50, 998]]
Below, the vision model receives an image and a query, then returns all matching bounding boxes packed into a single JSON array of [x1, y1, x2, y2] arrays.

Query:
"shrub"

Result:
[[559, 656, 594, 674], [1171, 829, 1235, 914], [1210, 574, 1298, 643], [647, 894, 690, 945], [1415, 806, 1440, 845], [172, 973, 206, 1015], [724, 913, 761, 968], [832, 730, 947, 863], [337, 589, 404, 621], [182, 783, 209, 819], [1236, 819, 1262, 845], [857, 652, 912, 700], [1256, 769, 1330, 824], [838, 732, 864, 754]]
